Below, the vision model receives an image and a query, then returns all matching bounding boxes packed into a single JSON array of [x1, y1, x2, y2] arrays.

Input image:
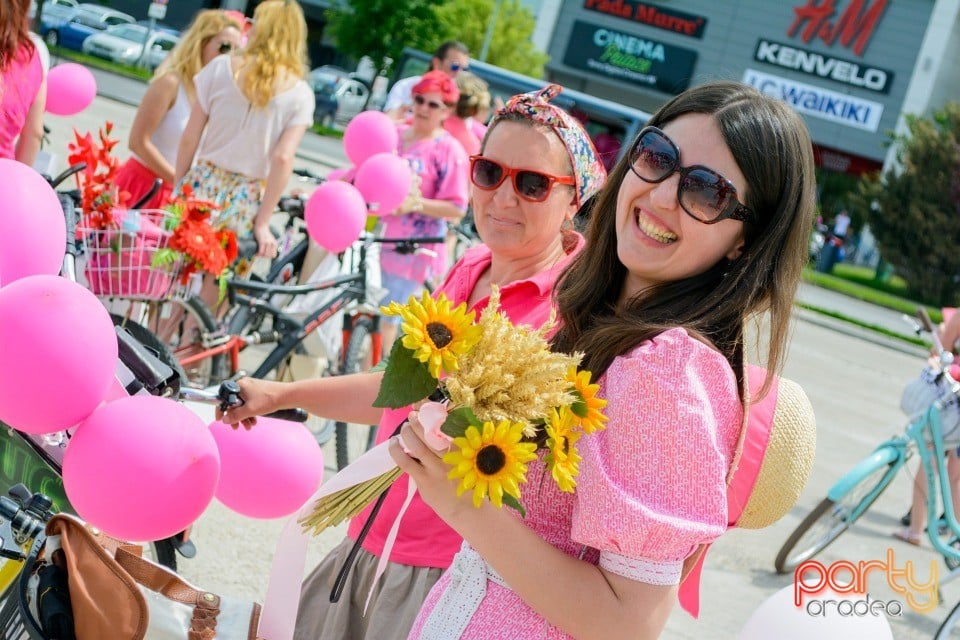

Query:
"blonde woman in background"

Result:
[[113, 10, 243, 209], [175, 0, 314, 259], [443, 71, 491, 156]]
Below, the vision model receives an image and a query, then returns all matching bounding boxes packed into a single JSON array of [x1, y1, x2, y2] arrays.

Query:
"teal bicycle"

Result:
[[774, 309, 960, 581]]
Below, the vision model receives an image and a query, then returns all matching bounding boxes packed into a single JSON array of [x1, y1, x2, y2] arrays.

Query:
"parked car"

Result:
[[40, 4, 135, 52], [82, 23, 179, 70], [29, 0, 78, 21], [308, 67, 371, 128]]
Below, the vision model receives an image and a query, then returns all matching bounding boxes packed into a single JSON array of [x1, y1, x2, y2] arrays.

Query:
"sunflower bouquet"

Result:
[[300, 288, 608, 535]]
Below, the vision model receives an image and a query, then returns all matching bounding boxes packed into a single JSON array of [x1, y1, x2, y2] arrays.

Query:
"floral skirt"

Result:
[[175, 160, 264, 237], [293, 537, 443, 640]]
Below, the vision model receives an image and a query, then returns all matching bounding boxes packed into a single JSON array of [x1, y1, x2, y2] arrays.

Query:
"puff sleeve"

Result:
[[570, 328, 743, 585]]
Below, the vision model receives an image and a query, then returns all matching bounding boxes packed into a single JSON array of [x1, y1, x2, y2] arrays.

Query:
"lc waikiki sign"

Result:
[[743, 68, 883, 132], [794, 549, 938, 616]]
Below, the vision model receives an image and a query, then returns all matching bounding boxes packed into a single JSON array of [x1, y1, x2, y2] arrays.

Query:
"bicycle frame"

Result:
[[907, 404, 960, 561], [825, 439, 907, 519]]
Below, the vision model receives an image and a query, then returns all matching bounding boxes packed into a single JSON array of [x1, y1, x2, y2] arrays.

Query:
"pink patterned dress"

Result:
[[408, 328, 744, 639]]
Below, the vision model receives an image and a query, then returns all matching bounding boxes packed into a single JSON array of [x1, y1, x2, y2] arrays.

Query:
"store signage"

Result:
[[743, 68, 883, 132], [787, 0, 888, 57], [754, 39, 893, 93], [563, 21, 697, 94], [583, 0, 707, 39]]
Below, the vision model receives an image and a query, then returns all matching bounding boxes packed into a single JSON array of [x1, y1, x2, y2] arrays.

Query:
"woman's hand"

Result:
[[389, 411, 465, 521], [217, 377, 283, 429], [253, 223, 278, 258]]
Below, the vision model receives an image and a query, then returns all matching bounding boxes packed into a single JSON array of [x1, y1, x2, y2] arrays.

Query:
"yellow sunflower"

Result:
[[381, 291, 482, 379], [567, 367, 609, 434], [443, 419, 538, 508], [544, 406, 583, 493]]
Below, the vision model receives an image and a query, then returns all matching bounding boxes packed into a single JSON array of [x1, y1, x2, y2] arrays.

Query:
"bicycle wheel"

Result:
[[937, 599, 960, 638], [335, 316, 378, 470], [151, 296, 226, 388], [111, 313, 188, 384], [774, 457, 899, 574]]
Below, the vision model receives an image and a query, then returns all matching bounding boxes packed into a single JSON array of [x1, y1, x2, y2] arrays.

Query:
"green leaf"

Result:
[[570, 389, 589, 419], [369, 358, 388, 373], [151, 248, 178, 269], [502, 493, 526, 518], [372, 340, 437, 408], [217, 271, 229, 303], [441, 406, 481, 439]]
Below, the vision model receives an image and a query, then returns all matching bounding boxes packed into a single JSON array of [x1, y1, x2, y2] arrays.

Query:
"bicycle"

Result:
[[166, 234, 446, 470], [774, 308, 960, 582]]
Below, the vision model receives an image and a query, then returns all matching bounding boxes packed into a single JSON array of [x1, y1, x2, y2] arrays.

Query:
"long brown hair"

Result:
[[0, 0, 34, 71], [552, 81, 816, 396]]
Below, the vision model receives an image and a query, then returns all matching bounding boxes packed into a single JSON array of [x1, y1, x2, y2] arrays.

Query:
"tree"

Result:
[[434, 0, 548, 77], [325, 0, 443, 75], [855, 103, 960, 305], [326, 0, 548, 78]]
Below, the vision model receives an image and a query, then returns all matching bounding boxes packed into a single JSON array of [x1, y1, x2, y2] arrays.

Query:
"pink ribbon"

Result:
[[258, 440, 398, 640], [677, 365, 779, 618]]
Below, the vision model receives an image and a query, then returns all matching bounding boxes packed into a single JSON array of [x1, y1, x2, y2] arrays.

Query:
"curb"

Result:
[[793, 307, 928, 357]]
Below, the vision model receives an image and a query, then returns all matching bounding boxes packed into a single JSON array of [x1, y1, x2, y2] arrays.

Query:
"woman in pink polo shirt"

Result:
[[220, 85, 607, 640]]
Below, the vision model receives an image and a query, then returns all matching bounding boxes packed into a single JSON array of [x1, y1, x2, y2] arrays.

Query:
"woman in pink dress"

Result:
[[394, 81, 818, 639], [0, 0, 46, 166]]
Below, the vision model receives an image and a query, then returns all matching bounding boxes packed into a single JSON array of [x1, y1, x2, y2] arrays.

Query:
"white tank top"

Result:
[[134, 83, 191, 167]]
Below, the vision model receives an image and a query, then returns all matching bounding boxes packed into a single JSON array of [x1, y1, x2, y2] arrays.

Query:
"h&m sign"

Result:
[[787, 0, 889, 57]]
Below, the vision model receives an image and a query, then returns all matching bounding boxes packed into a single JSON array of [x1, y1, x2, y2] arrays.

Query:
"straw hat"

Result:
[[736, 376, 817, 530]]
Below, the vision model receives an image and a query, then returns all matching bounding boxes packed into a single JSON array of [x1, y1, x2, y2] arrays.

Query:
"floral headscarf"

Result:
[[494, 84, 607, 207]]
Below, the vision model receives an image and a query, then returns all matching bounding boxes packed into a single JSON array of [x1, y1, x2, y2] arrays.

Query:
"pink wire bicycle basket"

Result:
[[80, 209, 193, 302]]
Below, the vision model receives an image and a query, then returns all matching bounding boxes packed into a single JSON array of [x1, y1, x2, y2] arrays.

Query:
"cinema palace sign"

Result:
[[754, 38, 893, 94]]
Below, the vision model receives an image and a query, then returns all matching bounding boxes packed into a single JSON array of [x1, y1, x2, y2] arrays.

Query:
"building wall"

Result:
[[544, 0, 940, 170]]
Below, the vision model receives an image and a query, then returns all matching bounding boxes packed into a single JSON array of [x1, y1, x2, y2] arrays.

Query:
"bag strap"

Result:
[[116, 547, 264, 640]]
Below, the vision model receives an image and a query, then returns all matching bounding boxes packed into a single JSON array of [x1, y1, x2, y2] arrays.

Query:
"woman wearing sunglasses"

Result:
[[218, 85, 606, 640], [113, 10, 243, 209], [377, 69, 471, 353], [395, 81, 816, 639], [175, 0, 314, 260]]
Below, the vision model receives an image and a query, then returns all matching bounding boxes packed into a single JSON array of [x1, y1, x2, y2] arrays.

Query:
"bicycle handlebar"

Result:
[[178, 381, 308, 423], [0, 485, 53, 559]]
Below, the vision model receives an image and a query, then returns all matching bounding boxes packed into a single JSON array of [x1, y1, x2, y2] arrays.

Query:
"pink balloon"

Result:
[[0, 159, 66, 286], [326, 167, 353, 182], [304, 180, 367, 253], [63, 396, 220, 541], [343, 111, 398, 166], [354, 153, 412, 215], [45, 63, 97, 116], [209, 418, 323, 519], [0, 276, 117, 434]]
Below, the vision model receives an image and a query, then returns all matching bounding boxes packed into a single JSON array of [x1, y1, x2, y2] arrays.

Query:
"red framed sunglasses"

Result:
[[469, 156, 575, 203]]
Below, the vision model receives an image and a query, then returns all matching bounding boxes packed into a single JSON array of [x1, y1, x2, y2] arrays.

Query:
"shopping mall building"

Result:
[[535, 0, 959, 176]]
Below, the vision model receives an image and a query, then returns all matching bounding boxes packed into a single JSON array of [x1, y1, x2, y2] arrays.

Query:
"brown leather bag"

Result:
[[46, 514, 261, 640]]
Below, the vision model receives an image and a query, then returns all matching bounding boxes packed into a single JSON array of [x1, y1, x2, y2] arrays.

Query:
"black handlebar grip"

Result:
[[264, 408, 309, 422], [917, 307, 936, 333]]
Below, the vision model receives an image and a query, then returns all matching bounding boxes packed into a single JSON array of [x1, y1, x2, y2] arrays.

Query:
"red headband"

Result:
[[412, 70, 459, 105]]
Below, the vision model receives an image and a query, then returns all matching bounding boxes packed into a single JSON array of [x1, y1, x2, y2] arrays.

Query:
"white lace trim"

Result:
[[599, 550, 682, 586]]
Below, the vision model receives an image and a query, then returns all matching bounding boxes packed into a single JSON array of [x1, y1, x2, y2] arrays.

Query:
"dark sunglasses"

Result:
[[449, 62, 469, 72], [628, 126, 754, 224], [413, 95, 444, 110], [218, 42, 234, 54], [469, 156, 575, 203]]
